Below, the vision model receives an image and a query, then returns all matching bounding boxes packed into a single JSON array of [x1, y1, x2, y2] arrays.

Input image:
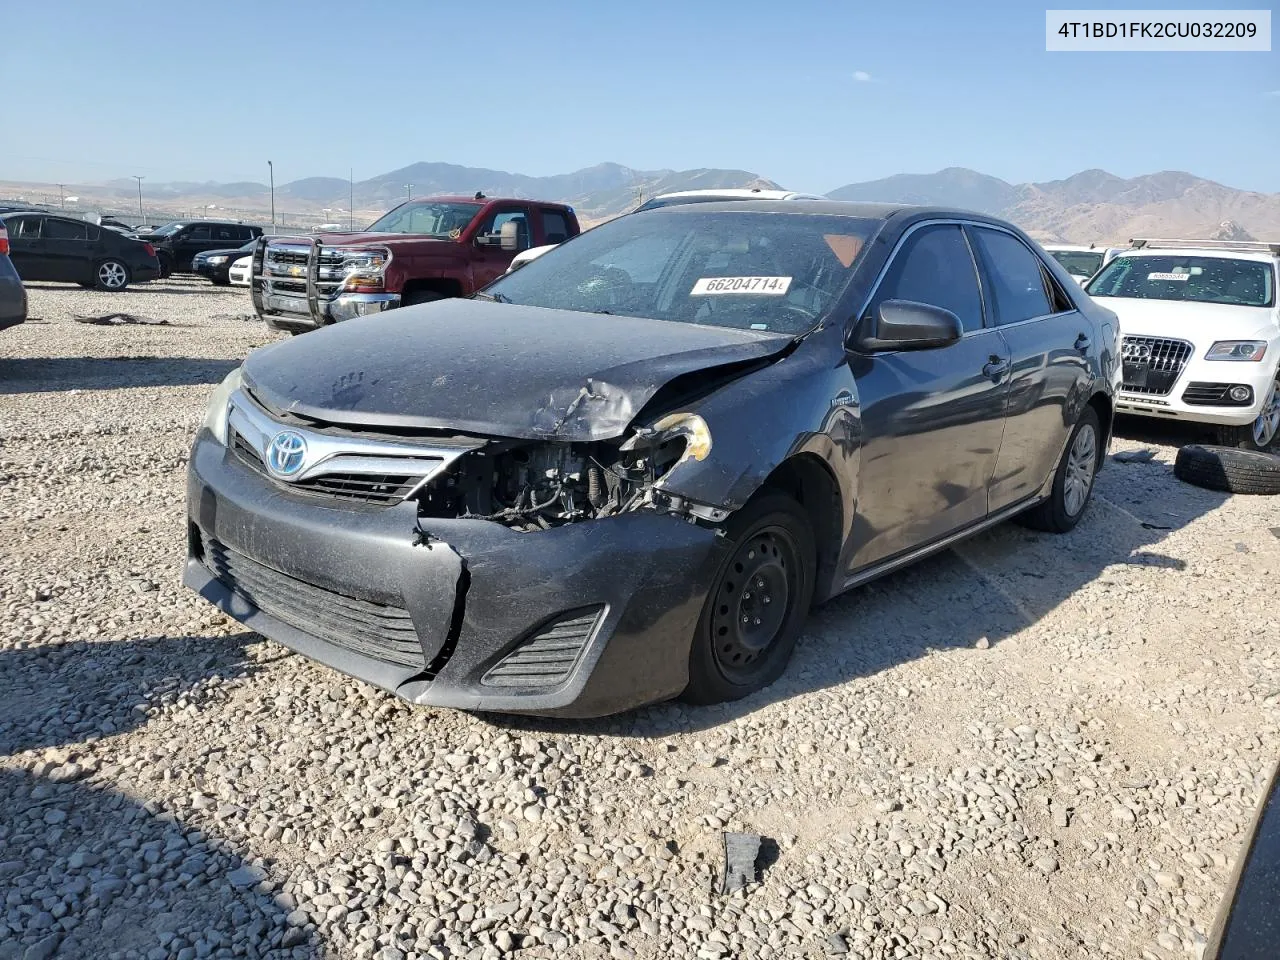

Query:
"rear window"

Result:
[[542, 210, 571, 244], [44, 218, 89, 241], [1048, 250, 1104, 278], [1088, 255, 1274, 308]]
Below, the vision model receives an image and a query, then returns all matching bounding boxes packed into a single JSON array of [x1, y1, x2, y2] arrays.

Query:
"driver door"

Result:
[[471, 206, 532, 288], [845, 223, 1012, 571]]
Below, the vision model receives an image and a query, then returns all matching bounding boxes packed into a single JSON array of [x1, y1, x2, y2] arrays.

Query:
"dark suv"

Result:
[[141, 220, 264, 275]]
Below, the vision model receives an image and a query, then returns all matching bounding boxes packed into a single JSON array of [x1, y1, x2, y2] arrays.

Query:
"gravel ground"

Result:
[[1, 279, 1278, 960]]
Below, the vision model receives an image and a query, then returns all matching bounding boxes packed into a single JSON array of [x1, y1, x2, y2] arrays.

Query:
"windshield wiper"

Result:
[[472, 291, 512, 303]]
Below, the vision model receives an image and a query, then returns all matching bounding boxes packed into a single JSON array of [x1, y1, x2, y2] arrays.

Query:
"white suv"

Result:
[[1086, 239, 1280, 449]]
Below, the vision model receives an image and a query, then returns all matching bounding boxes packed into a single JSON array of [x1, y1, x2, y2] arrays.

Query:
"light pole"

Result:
[[268, 160, 275, 229], [405, 183, 413, 201], [348, 167, 354, 231], [57, 184, 65, 209], [132, 175, 144, 221]]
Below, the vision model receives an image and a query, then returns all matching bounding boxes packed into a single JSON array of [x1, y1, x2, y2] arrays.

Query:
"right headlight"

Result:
[[201, 368, 242, 445], [1205, 341, 1267, 361]]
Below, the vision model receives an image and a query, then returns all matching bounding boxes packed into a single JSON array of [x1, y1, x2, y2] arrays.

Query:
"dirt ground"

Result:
[[1, 279, 1277, 960]]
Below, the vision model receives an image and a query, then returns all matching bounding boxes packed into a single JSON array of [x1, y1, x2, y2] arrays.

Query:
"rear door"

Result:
[[5, 216, 50, 280], [177, 224, 213, 268], [968, 226, 1091, 512], [846, 222, 1012, 570], [41, 217, 96, 283]]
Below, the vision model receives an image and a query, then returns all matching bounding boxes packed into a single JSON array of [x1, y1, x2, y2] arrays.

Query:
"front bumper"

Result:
[[1116, 360, 1276, 426], [184, 431, 727, 717], [257, 291, 401, 332]]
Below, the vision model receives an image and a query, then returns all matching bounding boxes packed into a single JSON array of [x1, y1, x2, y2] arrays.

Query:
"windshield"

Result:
[[365, 201, 483, 237], [1087, 255, 1275, 307], [1048, 250, 1104, 278], [483, 208, 879, 334], [149, 222, 186, 237]]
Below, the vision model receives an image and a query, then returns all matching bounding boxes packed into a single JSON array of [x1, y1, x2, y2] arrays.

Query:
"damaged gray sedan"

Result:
[[185, 201, 1117, 717]]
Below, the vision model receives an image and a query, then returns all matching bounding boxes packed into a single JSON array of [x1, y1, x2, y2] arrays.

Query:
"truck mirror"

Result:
[[499, 220, 521, 252]]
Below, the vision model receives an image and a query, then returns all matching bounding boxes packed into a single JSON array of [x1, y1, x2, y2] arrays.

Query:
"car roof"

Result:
[[408, 196, 570, 207], [1111, 247, 1278, 265], [1043, 244, 1109, 252], [650, 188, 827, 201], [643, 199, 1012, 224]]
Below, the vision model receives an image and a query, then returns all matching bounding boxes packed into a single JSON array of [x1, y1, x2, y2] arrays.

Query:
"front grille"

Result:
[[229, 426, 427, 506], [200, 532, 424, 668], [292, 473, 419, 504], [1181, 382, 1252, 407], [1120, 336, 1193, 397], [263, 244, 349, 300], [481, 607, 604, 688]]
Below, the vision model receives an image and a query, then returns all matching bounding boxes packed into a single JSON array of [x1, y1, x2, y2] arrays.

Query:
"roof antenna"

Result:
[[474, 191, 485, 201]]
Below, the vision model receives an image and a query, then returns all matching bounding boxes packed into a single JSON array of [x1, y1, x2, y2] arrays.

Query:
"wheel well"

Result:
[[401, 277, 463, 300], [760, 455, 842, 597], [1088, 392, 1113, 458]]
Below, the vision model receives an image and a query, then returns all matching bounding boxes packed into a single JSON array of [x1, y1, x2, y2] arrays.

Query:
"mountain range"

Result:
[[7, 163, 1278, 243]]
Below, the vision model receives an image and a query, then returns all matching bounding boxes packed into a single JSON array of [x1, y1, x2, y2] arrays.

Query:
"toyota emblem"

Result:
[[266, 431, 308, 478]]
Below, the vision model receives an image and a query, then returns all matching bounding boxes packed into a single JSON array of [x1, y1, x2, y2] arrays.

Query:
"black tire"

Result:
[[402, 290, 445, 307], [211, 276, 231, 287], [683, 493, 816, 705], [1174, 445, 1280, 495], [157, 255, 173, 278], [1018, 407, 1102, 533], [93, 259, 130, 292]]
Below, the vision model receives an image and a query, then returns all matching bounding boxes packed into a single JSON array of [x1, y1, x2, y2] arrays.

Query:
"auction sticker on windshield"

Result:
[[691, 276, 793, 296], [1148, 272, 1190, 281]]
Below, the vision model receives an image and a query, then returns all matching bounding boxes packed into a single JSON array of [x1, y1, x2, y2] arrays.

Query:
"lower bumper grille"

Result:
[[1120, 336, 1193, 397], [1181, 382, 1253, 407], [481, 607, 603, 687], [200, 532, 424, 668]]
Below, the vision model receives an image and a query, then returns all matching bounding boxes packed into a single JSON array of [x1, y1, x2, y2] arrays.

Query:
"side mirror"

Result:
[[499, 220, 521, 252], [855, 299, 962, 352]]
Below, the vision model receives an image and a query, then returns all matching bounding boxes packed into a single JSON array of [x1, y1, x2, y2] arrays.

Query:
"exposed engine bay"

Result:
[[416, 421, 702, 532]]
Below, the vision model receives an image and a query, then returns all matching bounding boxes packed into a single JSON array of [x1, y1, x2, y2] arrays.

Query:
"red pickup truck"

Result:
[[251, 195, 579, 333]]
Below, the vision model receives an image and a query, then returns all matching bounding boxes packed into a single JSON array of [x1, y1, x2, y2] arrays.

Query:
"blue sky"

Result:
[[2, 0, 1277, 192]]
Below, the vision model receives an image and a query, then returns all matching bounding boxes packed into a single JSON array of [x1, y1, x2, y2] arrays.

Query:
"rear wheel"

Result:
[[1018, 407, 1101, 533], [1216, 372, 1280, 451], [94, 259, 130, 291], [683, 493, 816, 704], [211, 275, 231, 287]]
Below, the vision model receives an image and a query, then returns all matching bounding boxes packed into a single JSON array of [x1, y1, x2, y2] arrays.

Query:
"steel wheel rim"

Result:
[[1251, 376, 1280, 448], [99, 262, 126, 288], [1063, 423, 1097, 517], [710, 526, 797, 682]]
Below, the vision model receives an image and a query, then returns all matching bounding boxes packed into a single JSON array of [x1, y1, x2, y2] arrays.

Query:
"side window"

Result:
[[873, 224, 983, 332], [971, 228, 1054, 325], [188, 225, 212, 241], [44, 218, 89, 241], [214, 225, 238, 242], [542, 210, 570, 244], [480, 209, 531, 251], [9, 217, 42, 239]]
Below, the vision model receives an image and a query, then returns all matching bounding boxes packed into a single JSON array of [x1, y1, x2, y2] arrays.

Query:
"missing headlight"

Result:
[[415, 428, 694, 532]]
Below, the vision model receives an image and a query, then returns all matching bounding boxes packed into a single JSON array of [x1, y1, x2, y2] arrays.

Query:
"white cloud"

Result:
[[853, 70, 874, 83]]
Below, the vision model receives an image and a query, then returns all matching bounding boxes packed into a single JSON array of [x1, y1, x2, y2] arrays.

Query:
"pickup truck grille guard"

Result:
[[251, 236, 377, 324]]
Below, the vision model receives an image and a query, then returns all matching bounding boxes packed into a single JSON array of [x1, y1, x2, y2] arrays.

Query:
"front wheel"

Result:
[[1216, 372, 1280, 451], [1018, 406, 1101, 533], [402, 289, 445, 307], [94, 259, 130, 291], [683, 493, 816, 705]]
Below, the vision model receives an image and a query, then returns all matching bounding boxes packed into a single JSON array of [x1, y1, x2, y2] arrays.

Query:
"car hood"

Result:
[[1090, 296, 1277, 344], [242, 298, 794, 441], [271, 232, 458, 251], [194, 247, 246, 261]]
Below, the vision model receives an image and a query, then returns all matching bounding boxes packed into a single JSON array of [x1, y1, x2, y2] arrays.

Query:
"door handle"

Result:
[[982, 356, 1010, 381], [1074, 333, 1091, 353]]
